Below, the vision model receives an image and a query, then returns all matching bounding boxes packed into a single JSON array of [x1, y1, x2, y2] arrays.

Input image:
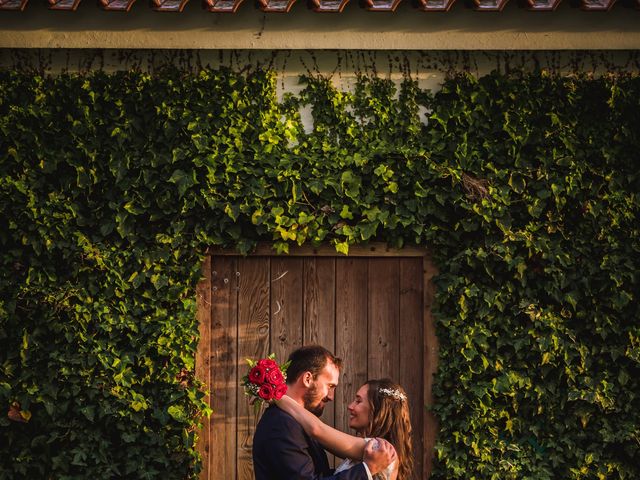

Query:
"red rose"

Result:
[[266, 368, 284, 386], [249, 365, 266, 385], [258, 383, 275, 401], [258, 358, 278, 370], [274, 383, 288, 400]]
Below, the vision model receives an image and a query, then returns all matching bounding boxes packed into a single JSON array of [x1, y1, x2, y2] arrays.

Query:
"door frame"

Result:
[[195, 242, 439, 479]]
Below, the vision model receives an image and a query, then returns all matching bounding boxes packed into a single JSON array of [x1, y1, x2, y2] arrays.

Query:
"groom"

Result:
[[253, 345, 396, 480]]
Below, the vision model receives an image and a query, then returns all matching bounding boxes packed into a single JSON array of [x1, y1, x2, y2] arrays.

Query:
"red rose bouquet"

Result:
[[242, 354, 290, 411]]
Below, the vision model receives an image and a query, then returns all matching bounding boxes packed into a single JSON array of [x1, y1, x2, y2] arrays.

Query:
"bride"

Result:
[[277, 378, 414, 480]]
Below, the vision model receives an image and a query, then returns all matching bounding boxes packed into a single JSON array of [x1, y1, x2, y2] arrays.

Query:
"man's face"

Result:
[[303, 361, 339, 417]]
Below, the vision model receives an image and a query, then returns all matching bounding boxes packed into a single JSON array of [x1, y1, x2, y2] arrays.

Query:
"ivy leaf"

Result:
[[100, 221, 115, 236], [340, 171, 361, 200], [167, 405, 188, 422], [340, 205, 353, 219], [116, 212, 134, 238], [359, 222, 378, 241], [80, 406, 95, 422], [169, 169, 196, 197], [225, 204, 240, 222], [334, 241, 349, 255]]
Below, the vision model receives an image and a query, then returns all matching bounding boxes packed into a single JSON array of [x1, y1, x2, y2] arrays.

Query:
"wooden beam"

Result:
[[209, 242, 428, 258], [210, 257, 239, 479], [367, 258, 400, 380], [422, 254, 439, 478], [334, 258, 368, 444], [236, 257, 270, 480], [399, 257, 424, 478], [195, 256, 212, 480]]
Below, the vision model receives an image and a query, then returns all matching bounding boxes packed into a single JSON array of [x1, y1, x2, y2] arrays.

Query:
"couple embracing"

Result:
[[253, 345, 414, 480]]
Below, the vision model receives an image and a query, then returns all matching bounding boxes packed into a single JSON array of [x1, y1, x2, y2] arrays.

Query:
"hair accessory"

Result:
[[379, 387, 407, 402]]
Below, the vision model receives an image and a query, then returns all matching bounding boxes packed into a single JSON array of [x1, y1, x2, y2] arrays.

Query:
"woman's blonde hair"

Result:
[[363, 379, 414, 480]]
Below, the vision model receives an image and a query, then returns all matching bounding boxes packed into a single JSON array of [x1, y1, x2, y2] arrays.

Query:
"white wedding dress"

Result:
[[333, 438, 396, 480]]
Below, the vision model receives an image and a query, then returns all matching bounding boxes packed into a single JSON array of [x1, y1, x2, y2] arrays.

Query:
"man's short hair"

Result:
[[286, 345, 342, 385]]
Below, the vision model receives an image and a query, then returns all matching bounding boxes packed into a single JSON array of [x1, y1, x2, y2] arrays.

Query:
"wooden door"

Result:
[[196, 245, 438, 480]]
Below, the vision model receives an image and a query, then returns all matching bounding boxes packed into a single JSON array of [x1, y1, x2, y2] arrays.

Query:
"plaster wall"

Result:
[[3, 49, 639, 90], [1, 1, 640, 50]]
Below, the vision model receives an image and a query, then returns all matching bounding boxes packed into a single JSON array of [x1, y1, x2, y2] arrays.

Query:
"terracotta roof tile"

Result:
[[312, 0, 350, 12], [101, 0, 137, 11], [259, 0, 297, 11], [0, 0, 27, 10], [417, 0, 456, 11], [526, 0, 562, 10], [581, 0, 617, 10], [365, 0, 402, 12], [48, 0, 82, 10], [0, 0, 638, 11], [152, 0, 189, 11], [473, 0, 510, 10], [205, 0, 245, 12]]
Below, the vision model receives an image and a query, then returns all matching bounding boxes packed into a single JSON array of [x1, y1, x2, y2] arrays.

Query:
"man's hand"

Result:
[[362, 438, 397, 475]]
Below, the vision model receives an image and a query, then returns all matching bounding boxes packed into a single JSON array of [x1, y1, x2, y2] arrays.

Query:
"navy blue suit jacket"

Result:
[[253, 405, 368, 480]]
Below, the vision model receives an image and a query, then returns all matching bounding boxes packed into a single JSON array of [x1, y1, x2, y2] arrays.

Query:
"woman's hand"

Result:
[[363, 438, 397, 476]]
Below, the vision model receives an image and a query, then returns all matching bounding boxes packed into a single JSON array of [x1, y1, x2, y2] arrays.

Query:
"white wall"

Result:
[[1, 0, 640, 50]]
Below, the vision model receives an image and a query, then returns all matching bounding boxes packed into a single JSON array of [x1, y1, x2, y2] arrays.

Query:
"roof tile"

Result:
[[312, 0, 350, 12], [581, 0, 617, 10], [1, 0, 639, 11], [0, 0, 27, 10], [100, 0, 137, 11], [259, 0, 297, 12], [365, 0, 402, 11], [417, 0, 455, 10], [526, 0, 562, 11], [473, 0, 510, 11], [152, 0, 190, 11], [205, 0, 245, 12], [48, 0, 82, 10]]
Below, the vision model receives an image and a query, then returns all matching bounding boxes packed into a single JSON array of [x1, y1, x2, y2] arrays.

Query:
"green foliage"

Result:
[[427, 72, 640, 480], [1, 67, 639, 479]]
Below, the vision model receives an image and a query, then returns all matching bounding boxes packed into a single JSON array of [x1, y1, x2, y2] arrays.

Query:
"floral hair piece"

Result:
[[379, 387, 407, 402]]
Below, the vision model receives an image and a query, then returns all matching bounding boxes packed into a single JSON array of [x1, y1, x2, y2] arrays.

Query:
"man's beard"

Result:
[[303, 384, 325, 417]]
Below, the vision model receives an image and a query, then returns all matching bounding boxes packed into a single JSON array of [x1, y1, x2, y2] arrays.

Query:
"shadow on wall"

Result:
[[1, 49, 639, 91]]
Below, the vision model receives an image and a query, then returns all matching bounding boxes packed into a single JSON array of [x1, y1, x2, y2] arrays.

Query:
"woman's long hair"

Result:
[[363, 379, 414, 480]]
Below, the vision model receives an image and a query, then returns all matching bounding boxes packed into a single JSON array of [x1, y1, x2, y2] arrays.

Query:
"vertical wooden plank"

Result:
[[367, 258, 400, 380], [195, 256, 211, 480], [270, 257, 304, 362], [302, 258, 336, 357], [423, 255, 439, 478], [335, 258, 368, 437], [303, 257, 337, 467], [237, 257, 270, 480], [399, 258, 424, 480], [209, 256, 238, 480], [303, 258, 336, 421]]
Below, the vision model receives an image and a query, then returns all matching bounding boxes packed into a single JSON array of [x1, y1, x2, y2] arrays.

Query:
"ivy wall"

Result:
[[1, 66, 639, 479]]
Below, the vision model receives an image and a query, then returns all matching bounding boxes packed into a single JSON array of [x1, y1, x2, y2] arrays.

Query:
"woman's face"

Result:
[[347, 384, 371, 433]]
